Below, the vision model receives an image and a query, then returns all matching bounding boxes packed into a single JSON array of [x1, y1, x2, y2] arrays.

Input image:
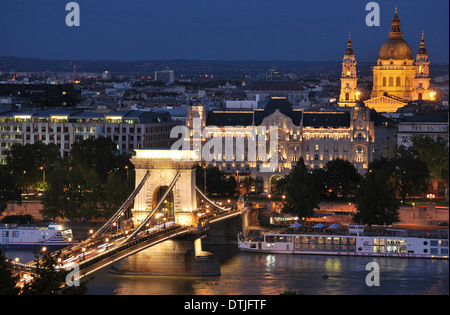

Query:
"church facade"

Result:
[[339, 9, 433, 113]]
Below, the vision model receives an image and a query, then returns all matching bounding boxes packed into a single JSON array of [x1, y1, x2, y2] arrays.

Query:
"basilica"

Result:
[[339, 8, 433, 113]]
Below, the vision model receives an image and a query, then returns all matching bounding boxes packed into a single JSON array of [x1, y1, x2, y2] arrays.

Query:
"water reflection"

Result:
[[5, 246, 448, 295], [325, 258, 342, 274]]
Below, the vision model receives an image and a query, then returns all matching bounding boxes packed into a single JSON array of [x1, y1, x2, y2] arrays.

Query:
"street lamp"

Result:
[[39, 166, 45, 195], [203, 162, 207, 195], [125, 165, 129, 192]]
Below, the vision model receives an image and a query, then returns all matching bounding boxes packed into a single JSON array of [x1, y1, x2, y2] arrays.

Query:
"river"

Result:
[[6, 244, 448, 295]]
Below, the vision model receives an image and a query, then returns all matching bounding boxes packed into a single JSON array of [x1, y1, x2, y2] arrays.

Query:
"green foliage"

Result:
[[393, 146, 430, 203], [281, 158, 320, 219], [323, 159, 361, 199], [353, 169, 400, 227], [0, 166, 22, 215], [0, 250, 20, 295], [241, 176, 256, 194], [70, 136, 125, 182], [6, 141, 61, 193], [195, 166, 237, 196], [41, 137, 132, 221], [410, 135, 449, 184], [1, 214, 34, 224], [19, 253, 89, 295]]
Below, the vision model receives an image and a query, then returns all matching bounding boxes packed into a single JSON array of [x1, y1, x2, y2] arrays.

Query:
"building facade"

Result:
[[397, 112, 449, 148], [0, 109, 178, 164], [339, 9, 434, 113], [188, 97, 375, 193]]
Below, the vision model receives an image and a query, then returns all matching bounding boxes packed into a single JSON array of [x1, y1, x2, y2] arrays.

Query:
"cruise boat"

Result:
[[238, 225, 449, 259], [0, 223, 76, 250]]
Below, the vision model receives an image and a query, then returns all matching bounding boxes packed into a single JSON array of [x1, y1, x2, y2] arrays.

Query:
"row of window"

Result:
[[306, 144, 349, 152], [381, 76, 411, 87]]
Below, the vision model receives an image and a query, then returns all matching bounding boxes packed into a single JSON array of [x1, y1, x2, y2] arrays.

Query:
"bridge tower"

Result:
[[113, 149, 221, 276], [131, 149, 199, 229]]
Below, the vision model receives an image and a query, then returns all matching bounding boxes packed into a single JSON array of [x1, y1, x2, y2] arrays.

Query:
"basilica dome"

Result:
[[378, 11, 413, 60], [379, 37, 413, 60]]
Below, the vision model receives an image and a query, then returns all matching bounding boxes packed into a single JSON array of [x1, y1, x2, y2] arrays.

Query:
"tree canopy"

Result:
[[281, 158, 320, 219], [353, 169, 400, 227]]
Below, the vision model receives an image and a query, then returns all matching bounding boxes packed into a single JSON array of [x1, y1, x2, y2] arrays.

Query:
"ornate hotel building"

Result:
[[188, 97, 375, 193], [339, 9, 433, 113]]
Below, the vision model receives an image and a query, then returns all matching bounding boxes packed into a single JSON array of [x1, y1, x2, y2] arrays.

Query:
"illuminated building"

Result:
[[340, 8, 434, 113], [338, 34, 359, 107], [188, 97, 375, 193], [0, 109, 177, 164]]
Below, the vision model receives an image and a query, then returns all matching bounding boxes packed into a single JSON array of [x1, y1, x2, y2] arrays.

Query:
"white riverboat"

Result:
[[238, 225, 449, 259], [0, 223, 76, 250]]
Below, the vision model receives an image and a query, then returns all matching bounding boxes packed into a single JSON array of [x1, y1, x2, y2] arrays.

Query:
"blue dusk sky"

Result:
[[0, 0, 448, 62]]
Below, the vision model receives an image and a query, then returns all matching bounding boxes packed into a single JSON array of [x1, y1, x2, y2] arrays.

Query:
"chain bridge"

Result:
[[11, 150, 244, 284]]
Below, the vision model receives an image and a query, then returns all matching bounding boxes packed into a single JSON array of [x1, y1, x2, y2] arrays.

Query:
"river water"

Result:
[[6, 244, 448, 295]]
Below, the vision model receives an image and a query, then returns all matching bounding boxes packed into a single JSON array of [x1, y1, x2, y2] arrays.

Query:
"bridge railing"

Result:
[[76, 224, 189, 278]]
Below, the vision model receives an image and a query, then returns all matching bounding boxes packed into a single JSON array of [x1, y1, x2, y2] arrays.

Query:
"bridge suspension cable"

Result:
[[195, 186, 232, 212], [91, 171, 150, 240], [118, 171, 181, 246]]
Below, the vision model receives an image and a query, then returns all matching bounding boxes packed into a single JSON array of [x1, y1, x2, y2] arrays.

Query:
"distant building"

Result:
[[155, 70, 175, 84], [0, 83, 81, 109], [0, 109, 178, 164], [102, 71, 111, 80], [397, 111, 449, 148], [244, 81, 309, 105]]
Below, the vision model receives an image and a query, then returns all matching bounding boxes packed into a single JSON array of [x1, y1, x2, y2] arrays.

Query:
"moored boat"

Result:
[[238, 225, 449, 259], [0, 223, 76, 250]]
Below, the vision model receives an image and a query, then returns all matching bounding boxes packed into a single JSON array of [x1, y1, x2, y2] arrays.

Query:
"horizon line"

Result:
[[1, 55, 449, 65]]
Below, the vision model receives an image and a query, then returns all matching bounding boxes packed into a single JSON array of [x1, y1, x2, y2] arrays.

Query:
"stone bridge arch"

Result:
[[131, 150, 199, 228]]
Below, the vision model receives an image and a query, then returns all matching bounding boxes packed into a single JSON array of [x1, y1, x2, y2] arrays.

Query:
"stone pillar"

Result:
[[110, 236, 220, 276]]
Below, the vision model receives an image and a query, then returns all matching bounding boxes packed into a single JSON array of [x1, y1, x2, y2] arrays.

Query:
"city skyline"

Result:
[[0, 0, 448, 63]]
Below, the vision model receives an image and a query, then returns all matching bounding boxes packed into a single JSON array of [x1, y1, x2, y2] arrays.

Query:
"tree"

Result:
[[393, 146, 430, 203], [6, 141, 60, 193], [241, 176, 256, 194], [324, 159, 361, 200], [0, 166, 22, 216], [310, 168, 328, 199], [20, 253, 89, 295], [102, 173, 128, 218], [70, 136, 126, 182], [223, 176, 237, 196], [353, 169, 400, 227], [0, 250, 20, 295], [41, 167, 67, 222], [195, 166, 236, 196], [281, 158, 320, 219], [411, 135, 449, 187]]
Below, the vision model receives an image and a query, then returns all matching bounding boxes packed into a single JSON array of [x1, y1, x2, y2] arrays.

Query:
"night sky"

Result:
[[0, 0, 448, 62]]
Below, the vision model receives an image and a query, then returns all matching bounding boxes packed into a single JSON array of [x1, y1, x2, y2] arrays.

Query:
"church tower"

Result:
[[371, 8, 415, 103], [413, 32, 433, 101], [339, 34, 359, 107]]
